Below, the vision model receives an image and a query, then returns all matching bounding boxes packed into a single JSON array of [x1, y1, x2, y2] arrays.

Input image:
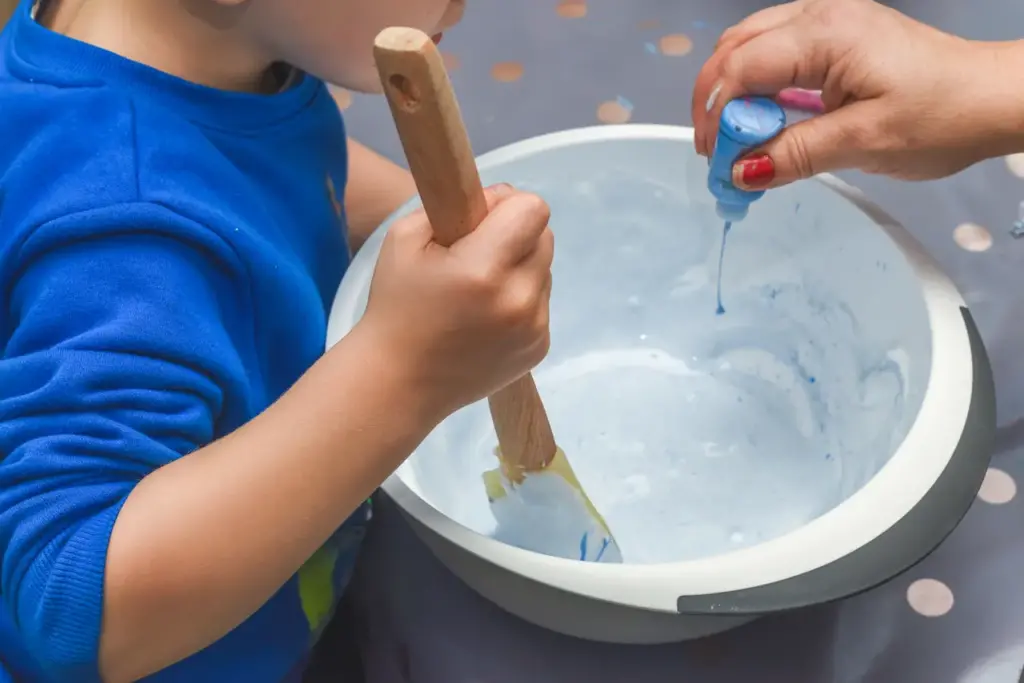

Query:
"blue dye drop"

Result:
[[715, 220, 732, 315]]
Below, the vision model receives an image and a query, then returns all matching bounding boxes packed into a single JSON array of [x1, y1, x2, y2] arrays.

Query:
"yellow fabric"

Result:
[[297, 543, 340, 636]]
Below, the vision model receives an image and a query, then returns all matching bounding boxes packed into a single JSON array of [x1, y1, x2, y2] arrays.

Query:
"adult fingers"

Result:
[[714, 0, 806, 52], [732, 100, 882, 189], [692, 2, 806, 155], [697, 21, 836, 159]]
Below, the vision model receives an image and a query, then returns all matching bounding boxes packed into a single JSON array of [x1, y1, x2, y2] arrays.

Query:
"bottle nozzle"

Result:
[[715, 202, 749, 222], [707, 97, 786, 222]]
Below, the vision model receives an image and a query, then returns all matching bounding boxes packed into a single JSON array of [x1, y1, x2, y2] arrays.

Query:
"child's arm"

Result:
[[0, 188, 552, 682], [344, 138, 417, 251], [1, 224, 434, 683]]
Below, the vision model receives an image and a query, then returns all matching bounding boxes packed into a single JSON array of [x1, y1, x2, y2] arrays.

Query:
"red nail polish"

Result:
[[733, 154, 775, 189]]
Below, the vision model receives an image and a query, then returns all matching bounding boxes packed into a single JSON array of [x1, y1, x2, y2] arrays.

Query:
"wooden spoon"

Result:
[[374, 27, 621, 562]]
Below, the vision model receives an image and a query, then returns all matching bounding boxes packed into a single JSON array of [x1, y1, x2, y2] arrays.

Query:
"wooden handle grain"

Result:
[[374, 27, 556, 476], [373, 27, 485, 247], [488, 374, 558, 479]]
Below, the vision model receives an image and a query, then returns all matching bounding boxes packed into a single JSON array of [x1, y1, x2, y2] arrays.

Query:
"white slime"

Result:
[[391, 140, 932, 565], [489, 469, 621, 563]]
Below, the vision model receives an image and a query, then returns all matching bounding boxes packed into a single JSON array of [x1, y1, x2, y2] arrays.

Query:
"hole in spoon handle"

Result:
[[387, 73, 422, 112], [373, 26, 486, 247]]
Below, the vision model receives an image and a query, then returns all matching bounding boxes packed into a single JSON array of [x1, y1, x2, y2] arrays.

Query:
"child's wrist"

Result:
[[341, 319, 454, 432]]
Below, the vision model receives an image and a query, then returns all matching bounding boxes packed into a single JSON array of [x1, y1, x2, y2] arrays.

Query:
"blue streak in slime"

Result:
[[707, 97, 787, 313], [578, 531, 612, 561], [715, 221, 732, 314]]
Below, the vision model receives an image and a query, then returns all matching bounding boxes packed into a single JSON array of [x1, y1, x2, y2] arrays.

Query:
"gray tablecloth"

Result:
[[339, 1, 1024, 681]]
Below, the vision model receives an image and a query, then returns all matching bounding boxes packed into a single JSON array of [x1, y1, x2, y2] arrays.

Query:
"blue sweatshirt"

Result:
[[0, 1, 370, 680]]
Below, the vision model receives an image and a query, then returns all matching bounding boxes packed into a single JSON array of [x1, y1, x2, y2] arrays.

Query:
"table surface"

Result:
[[339, 1, 1024, 681]]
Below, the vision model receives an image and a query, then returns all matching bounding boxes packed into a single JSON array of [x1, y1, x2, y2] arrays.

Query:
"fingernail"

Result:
[[490, 182, 515, 196], [776, 88, 825, 114], [705, 81, 723, 112], [732, 154, 775, 190]]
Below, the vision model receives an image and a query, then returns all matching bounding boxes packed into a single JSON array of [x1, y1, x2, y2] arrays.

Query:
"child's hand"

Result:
[[360, 183, 554, 416]]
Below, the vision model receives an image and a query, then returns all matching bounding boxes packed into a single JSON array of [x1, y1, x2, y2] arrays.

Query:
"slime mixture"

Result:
[[388, 138, 932, 565]]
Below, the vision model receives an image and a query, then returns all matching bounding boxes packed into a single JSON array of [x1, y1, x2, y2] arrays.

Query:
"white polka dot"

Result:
[[556, 1, 587, 18], [659, 34, 694, 56], [329, 86, 353, 111], [907, 578, 954, 617], [978, 467, 1017, 504], [1005, 153, 1024, 178], [441, 51, 461, 71], [953, 222, 993, 252], [490, 62, 524, 83], [596, 100, 632, 124]]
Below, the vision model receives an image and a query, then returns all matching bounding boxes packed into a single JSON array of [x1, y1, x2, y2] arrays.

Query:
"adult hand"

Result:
[[360, 183, 553, 418], [692, 0, 1024, 190]]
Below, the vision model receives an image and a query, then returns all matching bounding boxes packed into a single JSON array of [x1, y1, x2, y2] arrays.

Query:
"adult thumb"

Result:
[[732, 101, 878, 190]]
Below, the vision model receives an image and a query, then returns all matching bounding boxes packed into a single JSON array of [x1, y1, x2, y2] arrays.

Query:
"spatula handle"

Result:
[[487, 374, 557, 478], [374, 27, 556, 474]]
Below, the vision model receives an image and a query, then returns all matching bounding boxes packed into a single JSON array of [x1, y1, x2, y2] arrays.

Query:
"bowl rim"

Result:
[[326, 124, 994, 615]]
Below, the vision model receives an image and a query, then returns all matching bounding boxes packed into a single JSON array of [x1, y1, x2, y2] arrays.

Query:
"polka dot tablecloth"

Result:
[[338, 1, 1024, 681]]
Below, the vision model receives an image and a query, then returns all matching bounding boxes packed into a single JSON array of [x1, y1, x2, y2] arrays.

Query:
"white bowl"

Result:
[[326, 125, 995, 643]]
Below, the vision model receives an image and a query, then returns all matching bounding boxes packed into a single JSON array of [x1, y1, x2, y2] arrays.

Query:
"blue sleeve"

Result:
[[0, 205, 248, 681]]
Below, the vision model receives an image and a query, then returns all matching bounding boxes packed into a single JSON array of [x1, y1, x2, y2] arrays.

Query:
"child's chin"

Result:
[[328, 72, 384, 96], [355, 79, 385, 96]]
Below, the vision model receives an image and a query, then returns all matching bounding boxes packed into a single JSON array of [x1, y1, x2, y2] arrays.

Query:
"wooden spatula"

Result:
[[373, 27, 621, 563]]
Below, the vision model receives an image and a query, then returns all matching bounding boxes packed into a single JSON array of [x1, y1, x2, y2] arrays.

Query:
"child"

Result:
[[0, 0, 554, 681]]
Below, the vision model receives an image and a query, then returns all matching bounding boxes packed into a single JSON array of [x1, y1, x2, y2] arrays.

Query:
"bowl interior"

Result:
[[337, 130, 933, 564]]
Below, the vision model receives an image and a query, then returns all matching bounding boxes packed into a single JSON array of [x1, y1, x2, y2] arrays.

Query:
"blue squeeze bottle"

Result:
[[708, 96, 787, 221], [706, 97, 786, 313]]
